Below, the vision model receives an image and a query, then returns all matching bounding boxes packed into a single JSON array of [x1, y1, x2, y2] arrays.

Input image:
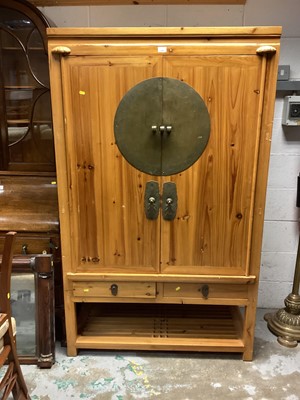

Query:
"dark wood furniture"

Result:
[[0, 0, 62, 366], [0, 231, 29, 399], [0, 0, 55, 173], [0, 176, 58, 367]]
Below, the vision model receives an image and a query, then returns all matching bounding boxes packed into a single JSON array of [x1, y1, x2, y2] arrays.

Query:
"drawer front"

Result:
[[73, 281, 156, 299], [163, 283, 248, 300], [0, 235, 56, 255]]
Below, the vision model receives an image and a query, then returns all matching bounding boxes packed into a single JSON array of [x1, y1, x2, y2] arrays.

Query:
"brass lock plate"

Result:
[[162, 182, 177, 221], [114, 77, 210, 176], [144, 181, 160, 220]]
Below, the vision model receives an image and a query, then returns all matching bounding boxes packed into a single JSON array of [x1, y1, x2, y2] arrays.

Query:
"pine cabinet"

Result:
[[48, 27, 281, 360]]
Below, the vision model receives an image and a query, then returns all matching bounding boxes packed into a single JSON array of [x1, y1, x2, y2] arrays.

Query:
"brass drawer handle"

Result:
[[199, 284, 209, 299], [110, 284, 118, 296]]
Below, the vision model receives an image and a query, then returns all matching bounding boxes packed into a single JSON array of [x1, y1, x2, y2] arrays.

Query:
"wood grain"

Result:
[[73, 281, 156, 297], [0, 175, 58, 233], [48, 27, 280, 359], [161, 54, 263, 274], [61, 56, 162, 272], [67, 272, 256, 283], [47, 27, 281, 38]]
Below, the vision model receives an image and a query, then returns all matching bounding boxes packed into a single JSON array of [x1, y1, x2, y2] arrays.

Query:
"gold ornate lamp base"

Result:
[[265, 223, 300, 348], [264, 293, 300, 348]]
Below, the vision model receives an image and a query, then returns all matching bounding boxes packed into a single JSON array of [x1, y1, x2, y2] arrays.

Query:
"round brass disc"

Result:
[[114, 77, 210, 176]]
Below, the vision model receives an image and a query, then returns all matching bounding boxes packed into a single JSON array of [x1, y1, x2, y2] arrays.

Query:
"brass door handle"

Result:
[[151, 125, 172, 134], [144, 181, 178, 220], [162, 182, 177, 221], [144, 181, 160, 220]]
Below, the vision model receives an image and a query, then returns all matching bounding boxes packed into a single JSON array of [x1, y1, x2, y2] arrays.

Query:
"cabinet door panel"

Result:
[[161, 55, 264, 275], [61, 56, 162, 273]]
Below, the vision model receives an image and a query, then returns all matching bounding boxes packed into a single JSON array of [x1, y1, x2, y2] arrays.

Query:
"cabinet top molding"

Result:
[[29, 0, 246, 5], [47, 26, 282, 38]]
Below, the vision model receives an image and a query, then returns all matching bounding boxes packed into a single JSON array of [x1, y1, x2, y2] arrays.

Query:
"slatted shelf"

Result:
[[76, 304, 245, 353]]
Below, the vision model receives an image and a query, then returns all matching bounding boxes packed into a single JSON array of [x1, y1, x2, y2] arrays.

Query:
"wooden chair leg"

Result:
[[8, 327, 30, 399], [0, 232, 30, 399]]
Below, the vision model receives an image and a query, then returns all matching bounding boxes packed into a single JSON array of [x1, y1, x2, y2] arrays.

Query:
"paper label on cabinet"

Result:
[[158, 46, 167, 53]]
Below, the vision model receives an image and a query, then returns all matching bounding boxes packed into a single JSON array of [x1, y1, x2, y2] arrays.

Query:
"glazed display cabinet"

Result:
[[0, 0, 55, 172], [0, 0, 60, 366], [48, 27, 281, 361]]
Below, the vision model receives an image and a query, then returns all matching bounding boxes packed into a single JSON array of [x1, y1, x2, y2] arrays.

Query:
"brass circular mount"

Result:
[[114, 77, 210, 176]]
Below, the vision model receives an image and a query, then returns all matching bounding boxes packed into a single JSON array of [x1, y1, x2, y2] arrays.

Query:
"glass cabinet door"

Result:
[[0, 5, 55, 172], [11, 272, 36, 357]]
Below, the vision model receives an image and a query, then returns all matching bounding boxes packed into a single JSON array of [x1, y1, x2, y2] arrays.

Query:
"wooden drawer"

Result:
[[73, 281, 156, 299], [0, 234, 59, 255], [163, 283, 249, 301]]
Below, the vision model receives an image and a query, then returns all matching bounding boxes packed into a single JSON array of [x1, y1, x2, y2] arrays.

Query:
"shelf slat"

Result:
[[76, 304, 245, 353]]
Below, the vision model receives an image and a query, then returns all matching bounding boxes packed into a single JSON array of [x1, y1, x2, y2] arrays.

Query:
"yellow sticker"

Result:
[[83, 288, 89, 292], [51, 181, 57, 185], [175, 286, 181, 291], [7, 293, 10, 299], [79, 90, 86, 95]]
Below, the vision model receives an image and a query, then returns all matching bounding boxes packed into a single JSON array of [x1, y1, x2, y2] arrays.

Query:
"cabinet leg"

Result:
[[64, 292, 78, 357], [242, 291, 258, 361], [242, 346, 254, 361], [67, 346, 78, 357]]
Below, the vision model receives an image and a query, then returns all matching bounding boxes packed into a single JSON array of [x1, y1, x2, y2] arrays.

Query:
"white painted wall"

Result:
[[40, 0, 300, 308]]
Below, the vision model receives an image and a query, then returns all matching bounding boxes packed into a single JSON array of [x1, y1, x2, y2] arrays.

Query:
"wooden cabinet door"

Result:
[[60, 56, 162, 274], [161, 54, 266, 276], [59, 50, 269, 278]]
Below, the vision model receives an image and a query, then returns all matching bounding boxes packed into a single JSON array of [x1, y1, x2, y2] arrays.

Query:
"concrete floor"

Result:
[[21, 309, 300, 400]]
